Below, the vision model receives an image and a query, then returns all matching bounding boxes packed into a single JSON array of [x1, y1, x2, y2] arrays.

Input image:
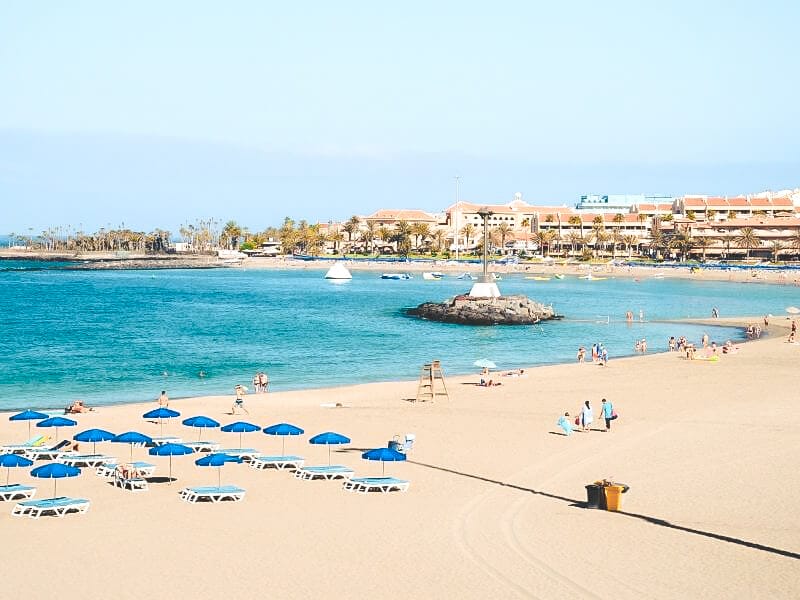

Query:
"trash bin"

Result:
[[603, 484, 629, 511], [584, 484, 603, 509]]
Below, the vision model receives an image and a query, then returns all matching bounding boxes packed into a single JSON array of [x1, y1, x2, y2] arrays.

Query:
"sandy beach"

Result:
[[1, 316, 797, 599]]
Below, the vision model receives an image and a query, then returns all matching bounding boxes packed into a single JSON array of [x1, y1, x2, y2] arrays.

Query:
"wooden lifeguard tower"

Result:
[[416, 360, 449, 402]]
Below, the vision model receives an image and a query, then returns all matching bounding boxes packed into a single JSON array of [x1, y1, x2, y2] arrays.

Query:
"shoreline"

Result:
[[4, 249, 800, 285]]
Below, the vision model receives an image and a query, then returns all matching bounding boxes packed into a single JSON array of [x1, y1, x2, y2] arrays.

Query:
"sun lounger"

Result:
[[113, 472, 149, 492], [294, 465, 354, 481], [215, 448, 260, 462], [183, 441, 220, 453], [149, 436, 182, 446], [12, 496, 90, 519], [0, 484, 36, 502], [96, 461, 156, 478], [62, 454, 115, 468], [178, 485, 245, 503], [342, 477, 410, 494], [250, 455, 305, 471], [0, 435, 48, 454]]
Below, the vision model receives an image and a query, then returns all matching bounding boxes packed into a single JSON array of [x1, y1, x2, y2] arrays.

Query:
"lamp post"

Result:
[[476, 206, 493, 282], [454, 176, 461, 261]]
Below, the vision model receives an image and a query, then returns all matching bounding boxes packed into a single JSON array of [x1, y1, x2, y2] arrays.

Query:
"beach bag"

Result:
[[574, 416, 580, 426], [611, 410, 619, 420]]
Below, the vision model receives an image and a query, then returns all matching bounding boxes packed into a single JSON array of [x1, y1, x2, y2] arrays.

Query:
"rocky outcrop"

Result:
[[406, 294, 558, 325]]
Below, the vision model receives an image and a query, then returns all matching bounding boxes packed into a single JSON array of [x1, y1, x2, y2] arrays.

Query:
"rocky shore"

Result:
[[406, 294, 558, 325]]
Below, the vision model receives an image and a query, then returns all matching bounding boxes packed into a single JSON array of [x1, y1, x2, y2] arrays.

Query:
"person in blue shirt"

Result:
[[557, 412, 573, 436], [601, 398, 616, 431]]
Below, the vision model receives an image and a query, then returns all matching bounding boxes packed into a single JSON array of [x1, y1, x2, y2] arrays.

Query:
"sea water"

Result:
[[0, 265, 794, 410]]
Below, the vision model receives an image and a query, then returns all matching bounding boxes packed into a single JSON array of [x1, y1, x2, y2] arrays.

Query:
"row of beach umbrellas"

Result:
[[5, 408, 407, 494]]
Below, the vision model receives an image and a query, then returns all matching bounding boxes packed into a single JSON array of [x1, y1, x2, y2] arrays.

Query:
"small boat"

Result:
[[456, 272, 476, 280], [525, 276, 551, 281], [422, 272, 444, 280], [579, 274, 607, 281], [652, 273, 665, 279], [325, 262, 352, 280], [553, 274, 565, 280], [381, 273, 412, 280]]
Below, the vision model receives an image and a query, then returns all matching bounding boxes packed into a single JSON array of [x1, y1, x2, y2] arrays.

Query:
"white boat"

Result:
[[381, 273, 412, 280], [422, 272, 444, 280], [324, 262, 352, 280], [456, 272, 476, 280]]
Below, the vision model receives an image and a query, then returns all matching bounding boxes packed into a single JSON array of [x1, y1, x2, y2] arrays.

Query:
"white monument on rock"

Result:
[[468, 207, 501, 298]]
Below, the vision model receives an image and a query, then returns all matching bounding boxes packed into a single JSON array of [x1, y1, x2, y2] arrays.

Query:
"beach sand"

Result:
[[1, 318, 798, 599]]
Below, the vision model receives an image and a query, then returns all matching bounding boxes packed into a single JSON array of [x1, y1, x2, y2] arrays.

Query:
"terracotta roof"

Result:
[[684, 198, 706, 207], [366, 209, 438, 222]]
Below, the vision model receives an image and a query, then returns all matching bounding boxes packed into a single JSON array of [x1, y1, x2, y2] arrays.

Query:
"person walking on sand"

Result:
[[557, 412, 573, 436], [157, 391, 169, 407], [601, 398, 616, 431], [232, 384, 249, 415], [580, 400, 593, 431]]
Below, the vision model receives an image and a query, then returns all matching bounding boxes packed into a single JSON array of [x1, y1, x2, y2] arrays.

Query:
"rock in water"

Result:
[[406, 294, 557, 325]]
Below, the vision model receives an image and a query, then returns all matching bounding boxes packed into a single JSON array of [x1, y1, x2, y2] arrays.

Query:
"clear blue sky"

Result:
[[1, 1, 798, 233]]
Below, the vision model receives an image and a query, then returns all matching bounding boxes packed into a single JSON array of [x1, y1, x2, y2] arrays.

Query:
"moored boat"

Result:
[[422, 272, 444, 280], [325, 262, 352, 280], [381, 273, 412, 280]]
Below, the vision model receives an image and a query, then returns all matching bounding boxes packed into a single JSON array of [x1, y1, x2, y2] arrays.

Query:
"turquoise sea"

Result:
[[0, 260, 796, 411]]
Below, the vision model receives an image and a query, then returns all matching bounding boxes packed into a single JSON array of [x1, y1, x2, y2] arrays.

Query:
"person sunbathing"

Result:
[[65, 400, 94, 414], [115, 463, 143, 480], [479, 379, 502, 387]]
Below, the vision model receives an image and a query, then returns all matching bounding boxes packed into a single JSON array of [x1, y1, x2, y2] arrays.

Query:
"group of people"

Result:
[[251, 371, 269, 393], [576, 342, 609, 366], [64, 399, 93, 414], [557, 398, 618, 436], [634, 338, 648, 353]]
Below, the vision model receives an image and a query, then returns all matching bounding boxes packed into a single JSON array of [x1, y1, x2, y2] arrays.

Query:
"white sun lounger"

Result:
[[0, 484, 36, 502], [22, 448, 71, 461], [342, 477, 410, 494], [12, 496, 90, 519], [113, 473, 149, 492], [178, 485, 245, 503], [149, 436, 182, 446], [0, 435, 49, 454], [96, 461, 156, 478], [250, 455, 305, 471], [294, 465, 354, 481], [62, 454, 115, 468], [183, 441, 220, 453], [215, 448, 259, 462]]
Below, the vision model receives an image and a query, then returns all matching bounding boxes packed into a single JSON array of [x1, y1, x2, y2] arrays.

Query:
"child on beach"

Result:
[[557, 412, 573, 436]]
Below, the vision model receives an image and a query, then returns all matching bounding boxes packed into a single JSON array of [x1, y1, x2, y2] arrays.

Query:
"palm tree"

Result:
[[692, 236, 716, 262], [648, 229, 665, 259], [460, 223, 476, 248], [686, 210, 696, 221], [342, 216, 361, 245], [534, 230, 557, 257], [362, 221, 378, 254], [727, 210, 737, 220], [494, 222, 514, 251], [706, 209, 716, 222], [432, 229, 447, 253], [391, 221, 412, 257], [592, 230, 609, 258], [669, 226, 695, 261], [790, 231, 800, 259], [622, 235, 639, 258], [327, 230, 344, 255], [770, 240, 784, 263], [566, 232, 583, 256], [735, 227, 760, 259], [410, 222, 431, 250]]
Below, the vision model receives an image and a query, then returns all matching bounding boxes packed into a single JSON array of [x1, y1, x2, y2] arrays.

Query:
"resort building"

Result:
[[575, 193, 675, 212]]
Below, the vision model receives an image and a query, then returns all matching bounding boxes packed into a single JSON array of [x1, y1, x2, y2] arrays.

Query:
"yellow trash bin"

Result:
[[604, 485, 626, 511]]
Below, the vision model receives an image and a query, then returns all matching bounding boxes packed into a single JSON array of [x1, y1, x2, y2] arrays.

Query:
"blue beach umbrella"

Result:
[[0, 453, 34, 486], [309, 431, 350, 466], [112, 431, 153, 462], [263, 423, 304, 455], [182, 416, 220, 441], [74, 428, 115, 454], [9, 410, 48, 437], [142, 407, 180, 437], [362, 447, 407, 475], [221, 421, 260, 448], [30, 462, 81, 498], [195, 452, 242, 488], [148, 442, 194, 482], [36, 416, 77, 442]]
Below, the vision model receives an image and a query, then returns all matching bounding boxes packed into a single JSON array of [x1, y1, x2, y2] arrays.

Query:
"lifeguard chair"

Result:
[[416, 360, 449, 402]]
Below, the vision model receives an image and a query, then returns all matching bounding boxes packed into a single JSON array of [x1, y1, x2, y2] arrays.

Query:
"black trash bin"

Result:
[[585, 484, 606, 509]]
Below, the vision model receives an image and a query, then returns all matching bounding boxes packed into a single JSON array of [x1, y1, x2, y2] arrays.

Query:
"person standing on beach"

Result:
[[600, 346, 608, 366], [701, 333, 709, 348], [157, 391, 169, 407], [576, 347, 586, 363], [580, 400, 593, 431], [258, 371, 269, 393], [232, 384, 249, 415], [557, 412, 573, 436], [601, 398, 616, 431]]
